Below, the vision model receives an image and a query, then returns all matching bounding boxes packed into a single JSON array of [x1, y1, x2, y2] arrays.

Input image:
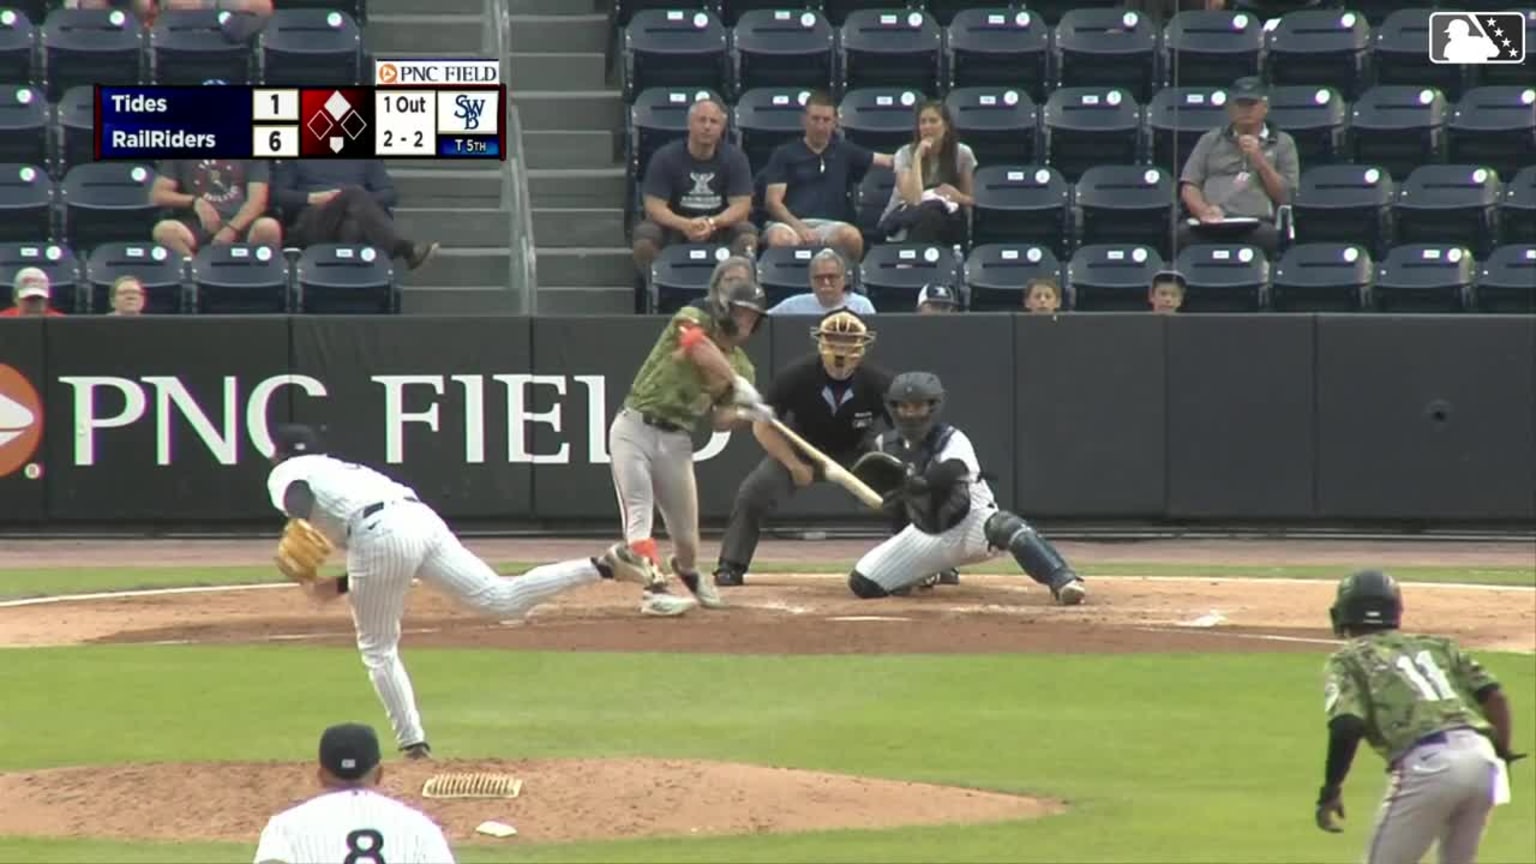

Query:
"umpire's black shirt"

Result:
[[765, 354, 893, 461]]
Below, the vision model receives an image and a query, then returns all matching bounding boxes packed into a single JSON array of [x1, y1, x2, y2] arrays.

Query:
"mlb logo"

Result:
[[1428, 11, 1527, 64]]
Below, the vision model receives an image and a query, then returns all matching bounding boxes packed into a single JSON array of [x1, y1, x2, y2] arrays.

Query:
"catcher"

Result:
[[714, 308, 892, 587], [843, 372, 1087, 604], [268, 424, 664, 758]]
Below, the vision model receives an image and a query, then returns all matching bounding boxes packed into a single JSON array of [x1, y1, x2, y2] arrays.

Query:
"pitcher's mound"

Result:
[[0, 757, 1063, 844]]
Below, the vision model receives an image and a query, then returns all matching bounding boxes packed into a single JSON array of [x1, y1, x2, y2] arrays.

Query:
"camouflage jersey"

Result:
[[1324, 632, 1497, 764], [624, 305, 756, 429]]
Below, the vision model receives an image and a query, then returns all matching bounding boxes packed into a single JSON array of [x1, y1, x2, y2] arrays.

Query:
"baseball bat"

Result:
[[768, 418, 885, 510]]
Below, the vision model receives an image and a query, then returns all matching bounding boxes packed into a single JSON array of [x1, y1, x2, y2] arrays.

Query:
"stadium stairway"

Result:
[[367, 0, 522, 313]]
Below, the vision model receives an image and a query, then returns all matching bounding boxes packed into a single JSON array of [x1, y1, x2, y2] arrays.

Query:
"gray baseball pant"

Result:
[[608, 407, 700, 571], [1366, 728, 1502, 864]]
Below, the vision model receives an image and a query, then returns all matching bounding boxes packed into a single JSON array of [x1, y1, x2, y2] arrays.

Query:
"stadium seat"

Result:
[[1393, 164, 1502, 258], [85, 242, 186, 314], [1269, 242, 1373, 312], [717, 0, 795, 28], [258, 9, 362, 87], [858, 242, 960, 309], [41, 8, 144, 103], [191, 243, 290, 314], [1265, 85, 1347, 166], [0, 8, 34, 83], [1344, 0, 1433, 26], [276, 0, 365, 24], [756, 244, 837, 306], [1053, 7, 1159, 103], [964, 242, 1061, 311], [819, 0, 913, 28], [1145, 86, 1231, 174], [1447, 86, 1536, 182], [1014, 0, 1118, 27], [1373, 9, 1467, 99], [733, 87, 811, 175], [1372, 244, 1475, 312], [614, 0, 708, 28], [628, 87, 722, 178], [1348, 86, 1448, 181], [1162, 9, 1263, 88], [731, 9, 833, 96], [1067, 243, 1164, 311], [0, 241, 81, 313], [1074, 165, 1177, 260], [649, 242, 728, 313], [837, 87, 925, 153], [943, 8, 1049, 102], [944, 86, 1037, 168], [0, 86, 47, 169], [1263, 9, 1372, 100], [1473, 244, 1536, 313], [54, 86, 97, 178], [60, 163, 158, 253], [0, 163, 50, 243], [1471, 10, 1535, 88], [837, 9, 941, 95], [969, 165, 1069, 255], [1292, 164, 1396, 256], [1501, 165, 1536, 244], [622, 9, 728, 101], [295, 243, 397, 314], [150, 9, 255, 86], [851, 162, 894, 246], [7, 0, 43, 26], [1041, 87, 1141, 182], [1173, 243, 1270, 312]]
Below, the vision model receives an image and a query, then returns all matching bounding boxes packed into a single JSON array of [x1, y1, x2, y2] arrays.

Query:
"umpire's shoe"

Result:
[[713, 566, 744, 587], [1051, 574, 1087, 606], [674, 557, 726, 609]]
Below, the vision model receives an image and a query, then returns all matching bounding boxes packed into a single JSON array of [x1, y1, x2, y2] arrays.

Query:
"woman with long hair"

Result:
[[877, 100, 976, 245]]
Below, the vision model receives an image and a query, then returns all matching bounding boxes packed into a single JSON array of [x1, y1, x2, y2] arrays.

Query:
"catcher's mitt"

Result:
[[274, 518, 334, 582], [851, 451, 909, 497]]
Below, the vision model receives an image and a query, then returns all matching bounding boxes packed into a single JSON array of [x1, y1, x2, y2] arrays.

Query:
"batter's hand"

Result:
[[730, 375, 765, 409], [1315, 786, 1344, 833], [788, 461, 814, 487]]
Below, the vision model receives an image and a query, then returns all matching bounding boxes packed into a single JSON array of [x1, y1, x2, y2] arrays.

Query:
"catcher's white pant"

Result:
[[855, 504, 1000, 592], [346, 500, 599, 748]]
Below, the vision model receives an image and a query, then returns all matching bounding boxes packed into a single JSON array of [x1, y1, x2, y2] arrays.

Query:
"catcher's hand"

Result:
[[274, 518, 334, 583], [851, 451, 909, 497]]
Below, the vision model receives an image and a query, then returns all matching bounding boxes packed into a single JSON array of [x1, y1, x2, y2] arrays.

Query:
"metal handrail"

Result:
[[483, 0, 536, 314]]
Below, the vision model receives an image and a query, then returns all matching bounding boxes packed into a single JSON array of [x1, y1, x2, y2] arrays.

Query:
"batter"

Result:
[[611, 255, 772, 615], [847, 372, 1088, 604], [266, 424, 661, 755]]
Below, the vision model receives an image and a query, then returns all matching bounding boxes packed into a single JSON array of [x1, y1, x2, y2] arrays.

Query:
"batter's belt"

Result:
[[633, 409, 687, 434]]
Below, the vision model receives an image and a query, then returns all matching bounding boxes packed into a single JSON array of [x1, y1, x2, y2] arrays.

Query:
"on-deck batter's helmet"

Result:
[[272, 424, 325, 461], [885, 371, 945, 442], [1329, 569, 1403, 636], [707, 256, 766, 337], [811, 309, 875, 378]]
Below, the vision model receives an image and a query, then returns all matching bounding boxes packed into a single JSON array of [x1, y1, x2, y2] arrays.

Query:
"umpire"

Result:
[[713, 309, 892, 587]]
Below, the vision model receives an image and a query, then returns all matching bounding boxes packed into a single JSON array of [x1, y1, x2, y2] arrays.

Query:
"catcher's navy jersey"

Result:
[[267, 454, 418, 549]]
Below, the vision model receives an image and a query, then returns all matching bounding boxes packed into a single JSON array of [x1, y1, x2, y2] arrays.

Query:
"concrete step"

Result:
[[534, 285, 635, 314], [402, 286, 525, 315], [365, 14, 486, 55], [527, 167, 627, 207], [515, 90, 624, 132], [508, 0, 599, 13], [508, 14, 611, 54], [509, 52, 611, 92], [394, 207, 511, 248], [400, 247, 512, 287], [522, 129, 617, 170], [370, 0, 480, 16], [535, 246, 634, 287], [392, 167, 504, 206], [532, 206, 626, 247]]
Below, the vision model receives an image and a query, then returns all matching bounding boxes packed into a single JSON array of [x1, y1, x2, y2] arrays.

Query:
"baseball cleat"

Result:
[[713, 567, 745, 587], [640, 587, 698, 617], [674, 557, 726, 609], [1052, 578, 1087, 606], [401, 742, 432, 760], [600, 542, 664, 587], [938, 569, 960, 585]]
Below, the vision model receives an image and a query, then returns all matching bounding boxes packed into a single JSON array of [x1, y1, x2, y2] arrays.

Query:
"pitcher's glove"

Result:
[[274, 518, 334, 583]]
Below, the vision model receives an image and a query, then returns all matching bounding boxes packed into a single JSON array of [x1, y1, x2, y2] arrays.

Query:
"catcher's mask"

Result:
[[1329, 569, 1403, 637], [811, 309, 875, 379], [885, 371, 945, 442], [272, 424, 325, 462], [708, 257, 767, 338]]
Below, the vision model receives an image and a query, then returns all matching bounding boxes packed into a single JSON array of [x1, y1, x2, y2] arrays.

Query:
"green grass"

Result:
[[0, 647, 1532, 863], [0, 561, 1531, 600]]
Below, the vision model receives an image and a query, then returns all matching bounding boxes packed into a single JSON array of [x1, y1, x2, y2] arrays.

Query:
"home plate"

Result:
[[827, 615, 911, 622]]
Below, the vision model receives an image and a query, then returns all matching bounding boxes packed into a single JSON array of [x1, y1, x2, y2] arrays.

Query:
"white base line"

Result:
[[0, 582, 292, 608], [1135, 626, 1344, 647]]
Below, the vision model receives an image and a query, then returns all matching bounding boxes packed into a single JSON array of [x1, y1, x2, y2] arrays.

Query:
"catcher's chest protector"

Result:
[[878, 425, 954, 471]]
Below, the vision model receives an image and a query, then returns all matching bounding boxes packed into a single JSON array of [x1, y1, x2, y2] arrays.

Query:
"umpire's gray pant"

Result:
[[1366, 728, 1503, 864]]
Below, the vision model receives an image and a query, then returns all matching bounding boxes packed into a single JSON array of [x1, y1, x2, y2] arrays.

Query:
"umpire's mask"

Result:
[[811, 309, 875, 380]]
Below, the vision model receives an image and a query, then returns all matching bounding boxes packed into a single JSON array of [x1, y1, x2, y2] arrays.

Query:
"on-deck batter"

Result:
[[847, 372, 1088, 604], [611, 255, 773, 616], [265, 424, 662, 756]]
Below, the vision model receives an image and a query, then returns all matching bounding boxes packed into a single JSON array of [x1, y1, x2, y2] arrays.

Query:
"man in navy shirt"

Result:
[[761, 91, 893, 263], [271, 160, 438, 270]]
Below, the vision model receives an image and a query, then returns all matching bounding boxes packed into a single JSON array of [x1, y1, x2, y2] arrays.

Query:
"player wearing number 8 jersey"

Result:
[[255, 723, 454, 864]]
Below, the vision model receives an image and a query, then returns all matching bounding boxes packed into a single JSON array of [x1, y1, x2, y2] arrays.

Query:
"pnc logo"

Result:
[[377, 63, 399, 84], [0, 363, 42, 478]]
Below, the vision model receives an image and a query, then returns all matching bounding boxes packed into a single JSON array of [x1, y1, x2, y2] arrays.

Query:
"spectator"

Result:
[[1125, 0, 1225, 27], [1177, 77, 1299, 259], [768, 248, 875, 315], [66, 0, 272, 27], [271, 160, 439, 270], [108, 276, 145, 316], [1023, 277, 1062, 313], [916, 282, 958, 314], [878, 100, 976, 246], [151, 159, 284, 257], [632, 99, 757, 275], [1150, 270, 1186, 314], [760, 91, 893, 262], [0, 268, 65, 317]]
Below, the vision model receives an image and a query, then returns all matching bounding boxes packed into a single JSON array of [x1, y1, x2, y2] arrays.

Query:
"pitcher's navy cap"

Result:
[[319, 723, 381, 780], [273, 424, 324, 458]]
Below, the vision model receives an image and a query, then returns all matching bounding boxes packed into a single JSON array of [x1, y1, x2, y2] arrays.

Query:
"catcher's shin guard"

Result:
[[984, 511, 1079, 589]]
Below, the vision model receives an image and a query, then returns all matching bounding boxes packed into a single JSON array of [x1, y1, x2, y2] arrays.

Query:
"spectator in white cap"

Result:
[[1, 267, 64, 318], [916, 282, 957, 314]]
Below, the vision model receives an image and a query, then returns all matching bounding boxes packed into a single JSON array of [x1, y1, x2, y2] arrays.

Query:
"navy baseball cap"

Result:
[[273, 423, 324, 458], [319, 723, 381, 780], [916, 283, 957, 310], [1230, 76, 1267, 102]]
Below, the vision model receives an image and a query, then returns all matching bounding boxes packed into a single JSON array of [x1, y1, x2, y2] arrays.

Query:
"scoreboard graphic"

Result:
[[95, 83, 506, 162]]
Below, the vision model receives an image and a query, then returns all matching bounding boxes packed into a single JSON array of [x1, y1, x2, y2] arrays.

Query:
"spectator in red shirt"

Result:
[[0, 268, 65, 317]]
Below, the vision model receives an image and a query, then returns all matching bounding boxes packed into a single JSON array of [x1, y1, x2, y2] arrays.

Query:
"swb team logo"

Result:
[[1428, 12, 1526, 64], [437, 91, 500, 135], [453, 95, 484, 131]]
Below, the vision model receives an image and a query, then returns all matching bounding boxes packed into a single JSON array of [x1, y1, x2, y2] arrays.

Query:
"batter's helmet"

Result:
[[886, 371, 945, 442], [1329, 569, 1403, 636], [707, 256, 767, 337]]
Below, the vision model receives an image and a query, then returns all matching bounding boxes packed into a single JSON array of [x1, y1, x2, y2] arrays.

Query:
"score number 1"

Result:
[[252, 88, 300, 158]]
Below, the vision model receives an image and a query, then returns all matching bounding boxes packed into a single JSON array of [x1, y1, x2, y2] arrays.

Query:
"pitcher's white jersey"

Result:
[[267, 454, 419, 548], [254, 788, 455, 864]]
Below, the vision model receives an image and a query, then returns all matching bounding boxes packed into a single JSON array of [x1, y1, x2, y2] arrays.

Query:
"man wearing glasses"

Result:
[[767, 248, 876, 316]]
